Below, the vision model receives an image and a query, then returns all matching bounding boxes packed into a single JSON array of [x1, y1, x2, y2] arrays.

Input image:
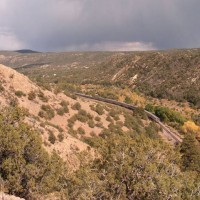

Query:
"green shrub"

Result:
[[77, 127, 85, 135], [57, 100, 69, 115], [96, 122, 103, 128], [145, 122, 160, 139], [145, 104, 155, 112], [72, 109, 92, 123], [15, 90, 26, 97], [60, 100, 69, 107], [133, 107, 148, 120], [63, 106, 69, 113], [48, 131, 56, 144], [58, 132, 64, 142], [45, 122, 64, 132], [92, 104, 104, 115], [106, 115, 113, 123], [116, 120, 124, 127], [64, 91, 77, 100], [90, 131, 96, 137], [28, 91, 36, 100], [38, 110, 45, 118], [125, 96, 133, 104], [76, 113, 88, 123], [68, 115, 77, 128], [41, 105, 49, 111], [109, 109, 120, 118], [88, 120, 95, 128], [95, 116, 101, 121], [39, 105, 55, 119], [68, 128, 78, 137], [38, 91, 48, 102], [113, 115, 120, 121], [72, 102, 81, 110], [9, 97, 18, 107], [124, 113, 143, 131], [180, 133, 200, 172], [192, 114, 200, 126], [78, 109, 87, 116], [145, 104, 186, 125], [56, 107, 65, 116]]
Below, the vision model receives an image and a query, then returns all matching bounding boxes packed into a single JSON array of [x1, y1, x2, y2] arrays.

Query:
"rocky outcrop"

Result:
[[0, 192, 24, 200]]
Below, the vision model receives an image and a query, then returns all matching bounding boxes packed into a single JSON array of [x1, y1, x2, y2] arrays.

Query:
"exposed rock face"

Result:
[[0, 192, 24, 200]]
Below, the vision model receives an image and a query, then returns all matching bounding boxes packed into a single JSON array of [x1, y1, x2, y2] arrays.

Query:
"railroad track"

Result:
[[75, 93, 182, 144]]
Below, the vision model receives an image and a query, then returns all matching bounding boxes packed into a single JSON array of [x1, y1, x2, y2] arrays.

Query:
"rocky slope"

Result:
[[0, 192, 24, 200], [0, 64, 136, 168], [0, 64, 89, 167]]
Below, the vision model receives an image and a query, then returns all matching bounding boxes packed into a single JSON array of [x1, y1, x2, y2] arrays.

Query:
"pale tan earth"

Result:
[[0, 64, 129, 167], [0, 192, 24, 200]]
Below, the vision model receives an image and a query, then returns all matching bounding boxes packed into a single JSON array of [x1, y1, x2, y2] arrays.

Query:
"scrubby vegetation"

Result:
[[8, 49, 200, 109], [28, 91, 36, 100], [56, 100, 69, 116], [180, 133, 200, 172], [67, 115, 200, 199], [94, 116, 101, 122], [39, 104, 55, 119], [48, 131, 56, 144], [90, 103, 105, 115], [77, 127, 85, 135], [88, 119, 95, 128], [0, 106, 66, 199], [15, 90, 26, 97], [146, 104, 186, 125], [67, 109, 94, 136], [38, 90, 48, 102], [71, 102, 81, 110], [1, 50, 200, 199], [58, 132, 64, 142], [1, 104, 200, 199]]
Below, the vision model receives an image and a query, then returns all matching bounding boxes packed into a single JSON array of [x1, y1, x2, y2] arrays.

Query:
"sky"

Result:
[[0, 0, 200, 51]]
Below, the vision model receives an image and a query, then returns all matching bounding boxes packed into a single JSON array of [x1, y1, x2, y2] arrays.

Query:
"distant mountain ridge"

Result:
[[15, 49, 40, 53]]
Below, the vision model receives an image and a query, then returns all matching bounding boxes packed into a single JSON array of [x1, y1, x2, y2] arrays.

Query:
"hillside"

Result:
[[0, 64, 91, 167], [15, 49, 40, 54], [1, 49, 200, 107], [0, 64, 165, 165], [0, 58, 200, 199]]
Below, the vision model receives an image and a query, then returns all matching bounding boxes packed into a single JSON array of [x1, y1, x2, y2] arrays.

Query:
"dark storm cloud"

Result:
[[0, 0, 200, 51]]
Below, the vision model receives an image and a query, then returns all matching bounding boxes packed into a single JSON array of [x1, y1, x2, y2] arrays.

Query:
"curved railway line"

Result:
[[75, 93, 182, 144]]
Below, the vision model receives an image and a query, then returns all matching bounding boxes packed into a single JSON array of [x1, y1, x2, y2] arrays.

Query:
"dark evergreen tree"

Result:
[[181, 133, 200, 173], [0, 107, 66, 199]]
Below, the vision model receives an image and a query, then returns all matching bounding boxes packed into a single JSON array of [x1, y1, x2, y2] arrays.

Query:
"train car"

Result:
[[144, 110, 160, 122]]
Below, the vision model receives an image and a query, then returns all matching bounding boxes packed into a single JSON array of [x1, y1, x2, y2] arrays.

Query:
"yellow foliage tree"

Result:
[[182, 121, 200, 140]]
